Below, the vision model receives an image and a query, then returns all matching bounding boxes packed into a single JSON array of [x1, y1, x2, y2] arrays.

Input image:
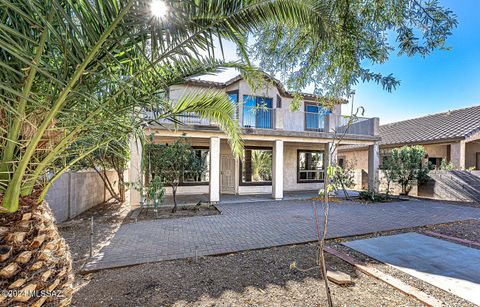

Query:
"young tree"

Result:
[[390, 145, 431, 195], [145, 138, 207, 213]]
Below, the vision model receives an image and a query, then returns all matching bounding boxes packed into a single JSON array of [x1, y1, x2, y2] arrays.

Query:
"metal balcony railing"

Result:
[[242, 106, 273, 129], [143, 111, 213, 126], [304, 112, 327, 131]]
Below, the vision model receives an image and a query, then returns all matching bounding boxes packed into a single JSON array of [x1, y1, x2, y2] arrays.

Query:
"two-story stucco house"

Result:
[[129, 75, 380, 204]]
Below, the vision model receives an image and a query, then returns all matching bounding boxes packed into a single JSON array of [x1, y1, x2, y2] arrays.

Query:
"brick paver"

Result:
[[84, 199, 480, 271]]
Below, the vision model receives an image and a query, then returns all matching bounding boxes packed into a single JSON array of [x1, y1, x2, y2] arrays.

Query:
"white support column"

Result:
[[209, 137, 220, 203], [272, 140, 284, 200], [128, 135, 143, 208], [368, 142, 380, 193]]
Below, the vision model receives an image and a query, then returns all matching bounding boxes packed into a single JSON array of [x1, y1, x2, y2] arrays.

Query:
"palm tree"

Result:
[[0, 0, 332, 305]]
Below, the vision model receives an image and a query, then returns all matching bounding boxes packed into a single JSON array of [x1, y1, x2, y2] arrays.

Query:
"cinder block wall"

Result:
[[45, 170, 119, 223]]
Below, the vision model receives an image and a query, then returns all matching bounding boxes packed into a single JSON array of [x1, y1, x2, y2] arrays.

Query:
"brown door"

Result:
[[220, 155, 235, 194]]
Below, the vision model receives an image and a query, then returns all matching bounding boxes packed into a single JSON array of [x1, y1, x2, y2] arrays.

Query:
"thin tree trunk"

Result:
[[318, 197, 333, 307], [92, 166, 119, 202], [117, 168, 125, 202], [171, 185, 178, 213]]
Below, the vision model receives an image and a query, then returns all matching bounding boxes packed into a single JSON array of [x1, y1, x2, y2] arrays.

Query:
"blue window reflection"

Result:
[[243, 96, 273, 128]]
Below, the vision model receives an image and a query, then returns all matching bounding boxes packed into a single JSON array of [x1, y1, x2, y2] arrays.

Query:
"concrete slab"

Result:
[[344, 232, 480, 305]]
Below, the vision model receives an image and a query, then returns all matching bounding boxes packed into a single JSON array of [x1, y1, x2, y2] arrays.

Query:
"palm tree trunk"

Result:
[[0, 201, 73, 306]]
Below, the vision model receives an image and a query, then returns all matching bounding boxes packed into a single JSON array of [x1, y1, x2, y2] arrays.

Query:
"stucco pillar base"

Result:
[[209, 137, 220, 203], [272, 140, 284, 200], [368, 142, 380, 193]]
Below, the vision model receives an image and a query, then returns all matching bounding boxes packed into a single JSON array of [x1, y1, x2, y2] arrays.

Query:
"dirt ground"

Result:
[[59, 200, 480, 307], [126, 204, 219, 223], [72, 243, 420, 307]]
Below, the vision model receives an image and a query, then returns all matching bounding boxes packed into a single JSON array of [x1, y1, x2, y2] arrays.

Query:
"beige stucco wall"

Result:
[[169, 84, 209, 102], [338, 149, 369, 170], [423, 144, 449, 159], [283, 143, 326, 191]]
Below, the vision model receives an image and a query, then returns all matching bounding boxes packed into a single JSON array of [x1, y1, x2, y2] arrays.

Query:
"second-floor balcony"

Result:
[[144, 108, 378, 137]]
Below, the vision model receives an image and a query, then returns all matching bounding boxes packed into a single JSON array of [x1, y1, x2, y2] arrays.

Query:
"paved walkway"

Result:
[[84, 199, 480, 271]]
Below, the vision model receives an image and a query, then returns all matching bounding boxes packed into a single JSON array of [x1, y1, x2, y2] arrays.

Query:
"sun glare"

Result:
[[151, 0, 168, 18]]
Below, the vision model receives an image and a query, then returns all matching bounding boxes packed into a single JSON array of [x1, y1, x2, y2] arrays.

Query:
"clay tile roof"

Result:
[[379, 105, 480, 146]]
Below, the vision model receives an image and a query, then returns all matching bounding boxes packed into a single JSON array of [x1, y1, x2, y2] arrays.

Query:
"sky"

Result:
[[200, 0, 480, 125]]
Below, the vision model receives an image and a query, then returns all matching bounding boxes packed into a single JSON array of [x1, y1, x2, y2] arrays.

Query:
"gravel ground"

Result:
[[423, 219, 480, 244], [72, 243, 419, 307]]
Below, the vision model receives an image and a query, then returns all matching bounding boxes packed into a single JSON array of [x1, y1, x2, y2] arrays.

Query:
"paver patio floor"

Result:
[[84, 199, 480, 271]]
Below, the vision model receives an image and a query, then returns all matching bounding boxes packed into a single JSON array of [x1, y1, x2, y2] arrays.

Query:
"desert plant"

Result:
[[146, 176, 165, 208], [390, 146, 431, 195], [381, 156, 399, 198]]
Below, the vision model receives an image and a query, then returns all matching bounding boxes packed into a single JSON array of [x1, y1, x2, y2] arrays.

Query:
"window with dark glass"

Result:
[[305, 103, 329, 131], [276, 94, 282, 108], [298, 150, 324, 182], [241, 148, 272, 184], [182, 148, 210, 183], [428, 157, 442, 170], [227, 90, 239, 119], [243, 96, 273, 128]]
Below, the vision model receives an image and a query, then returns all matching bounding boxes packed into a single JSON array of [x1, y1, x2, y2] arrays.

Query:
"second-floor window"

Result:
[[243, 96, 273, 129], [305, 102, 329, 131], [227, 90, 239, 119]]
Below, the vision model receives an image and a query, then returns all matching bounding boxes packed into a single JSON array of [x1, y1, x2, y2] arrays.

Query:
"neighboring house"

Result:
[[129, 75, 380, 204], [338, 105, 480, 172]]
